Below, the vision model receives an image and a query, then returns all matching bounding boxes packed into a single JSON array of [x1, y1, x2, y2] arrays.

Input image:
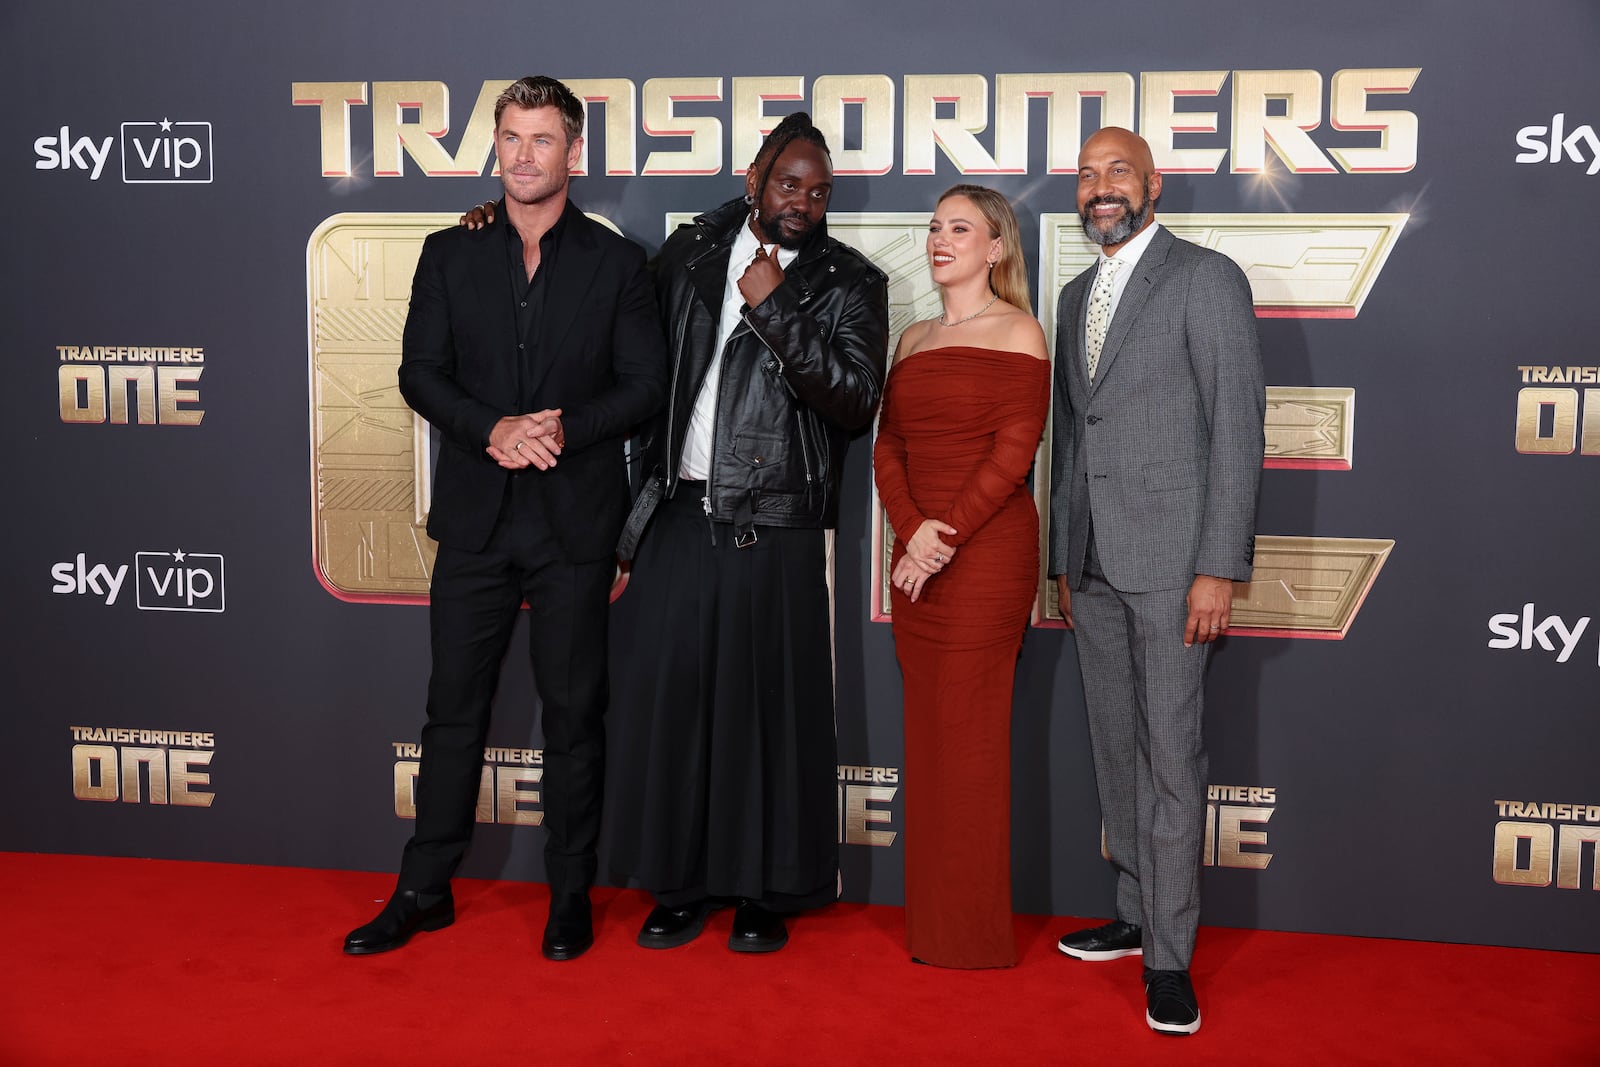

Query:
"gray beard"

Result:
[[1081, 197, 1151, 247]]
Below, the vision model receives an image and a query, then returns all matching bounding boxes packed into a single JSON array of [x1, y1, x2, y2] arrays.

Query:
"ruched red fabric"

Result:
[[873, 346, 1050, 968]]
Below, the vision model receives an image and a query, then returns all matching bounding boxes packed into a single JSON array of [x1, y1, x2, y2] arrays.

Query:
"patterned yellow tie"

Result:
[[1085, 258, 1124, 382]]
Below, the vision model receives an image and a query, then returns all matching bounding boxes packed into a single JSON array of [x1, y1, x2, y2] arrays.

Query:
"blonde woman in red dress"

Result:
[[874, 185, 1050, 968]]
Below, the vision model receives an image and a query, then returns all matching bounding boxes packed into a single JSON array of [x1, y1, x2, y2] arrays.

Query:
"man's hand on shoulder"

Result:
[[459, 202, 497, 230]]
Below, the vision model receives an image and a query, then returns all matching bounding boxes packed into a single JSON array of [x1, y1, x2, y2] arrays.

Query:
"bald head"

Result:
[[1077, 126, 1162, 253], [1080, 127, 1156, 173]]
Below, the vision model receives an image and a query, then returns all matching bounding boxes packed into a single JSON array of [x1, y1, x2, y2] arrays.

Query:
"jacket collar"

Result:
[[1085, 224, 1174, 394], [471, 198, 601, 396]]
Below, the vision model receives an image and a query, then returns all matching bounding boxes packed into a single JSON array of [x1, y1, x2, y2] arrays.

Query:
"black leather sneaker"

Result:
[[1056, 919, 1143, 961], [1144, 969, 1201, 1035]]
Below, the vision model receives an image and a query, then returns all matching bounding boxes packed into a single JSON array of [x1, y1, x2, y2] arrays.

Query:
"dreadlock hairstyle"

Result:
[[746, 112, 832, 206]]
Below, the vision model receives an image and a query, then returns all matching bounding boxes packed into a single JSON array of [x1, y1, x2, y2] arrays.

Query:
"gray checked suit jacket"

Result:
[[1048, 225, 1265, 592]]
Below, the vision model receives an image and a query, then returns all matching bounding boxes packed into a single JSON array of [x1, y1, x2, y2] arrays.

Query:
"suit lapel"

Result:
[[469, 208, 520, 401], [1089, 226, 1173, 395], [688, 235, 731, 319], [528, 205, 602, 397], [1060, 278, 1091, 397]]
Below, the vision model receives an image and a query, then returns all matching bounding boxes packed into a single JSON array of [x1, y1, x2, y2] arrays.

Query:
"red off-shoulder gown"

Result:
[[873, 346, 1051, 968]]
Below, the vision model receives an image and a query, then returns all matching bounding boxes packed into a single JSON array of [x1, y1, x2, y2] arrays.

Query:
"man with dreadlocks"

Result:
[[609, 112, 889, 953]]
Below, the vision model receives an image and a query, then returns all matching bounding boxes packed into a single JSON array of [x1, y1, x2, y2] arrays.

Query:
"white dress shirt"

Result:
[[679, 217, 799, 480]]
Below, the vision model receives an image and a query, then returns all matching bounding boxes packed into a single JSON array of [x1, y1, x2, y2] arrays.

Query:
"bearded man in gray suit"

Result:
[[1049, 127, 1264, 1037]]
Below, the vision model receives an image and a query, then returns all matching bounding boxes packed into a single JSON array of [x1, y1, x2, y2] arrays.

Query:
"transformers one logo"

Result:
[[1493, 800, 1600, 890], [392, 743, 544, 825], [1204, 785, 1276, 869], [70, 727, 216, 806]]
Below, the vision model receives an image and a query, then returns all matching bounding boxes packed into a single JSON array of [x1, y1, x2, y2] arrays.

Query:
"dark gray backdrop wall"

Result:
[[3, 0, 1596, 954]]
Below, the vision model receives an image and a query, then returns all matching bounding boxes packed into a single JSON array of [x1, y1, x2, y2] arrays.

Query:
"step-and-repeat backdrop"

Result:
[[4, 0, 1595, 953]]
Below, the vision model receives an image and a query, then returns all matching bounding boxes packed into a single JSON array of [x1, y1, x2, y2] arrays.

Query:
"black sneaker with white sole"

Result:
[[1056, 919, 1143, 961], [1144, 968, 1201, 1035]]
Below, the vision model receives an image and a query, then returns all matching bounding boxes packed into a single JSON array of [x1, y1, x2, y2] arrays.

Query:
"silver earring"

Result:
[[753, 207, 760, 220]]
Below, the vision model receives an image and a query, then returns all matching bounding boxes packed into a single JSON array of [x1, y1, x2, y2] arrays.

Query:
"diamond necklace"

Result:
[[939, 292, 998, 327]]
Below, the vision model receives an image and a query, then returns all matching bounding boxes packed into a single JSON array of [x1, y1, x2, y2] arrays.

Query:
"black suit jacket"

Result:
[[398, 199, 667, 562]]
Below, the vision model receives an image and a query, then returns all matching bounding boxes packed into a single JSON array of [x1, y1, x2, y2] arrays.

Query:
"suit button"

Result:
[[1086, 415, 1101, 425], [520, 301, 527, 308]]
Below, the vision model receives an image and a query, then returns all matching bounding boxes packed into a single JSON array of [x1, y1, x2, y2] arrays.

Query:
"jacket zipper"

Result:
[[663, 285, 694, 499], [794, 407, 815, 488]]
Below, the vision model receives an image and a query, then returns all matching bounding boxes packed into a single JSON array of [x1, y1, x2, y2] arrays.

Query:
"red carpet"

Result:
[[1, 853, 1594, 1064]]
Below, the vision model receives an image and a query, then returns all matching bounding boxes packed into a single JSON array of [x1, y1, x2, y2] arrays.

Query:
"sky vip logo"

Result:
[[122, 120, 213, 183], [33, 119, 213, 183], [1515, 114, 1600, 175], [136, 550, 225, 611], [51, 550, 225, 612], [1486, 604, 1590, 664]]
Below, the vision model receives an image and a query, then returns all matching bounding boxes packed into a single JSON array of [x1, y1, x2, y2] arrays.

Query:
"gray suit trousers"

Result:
[[1073, 537, 1209, 972]]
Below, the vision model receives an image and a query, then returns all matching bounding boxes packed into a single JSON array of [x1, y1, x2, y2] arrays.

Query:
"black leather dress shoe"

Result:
[[343, 889, 455, 955], [541, 891, 594, 961], [729, 900, 788, 953], [1056, 919, 1143, 961], [637, 901, 713, 949]]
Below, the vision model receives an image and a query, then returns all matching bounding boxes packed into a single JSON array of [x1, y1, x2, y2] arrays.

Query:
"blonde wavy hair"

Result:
[[937, 184, 1031, 315]]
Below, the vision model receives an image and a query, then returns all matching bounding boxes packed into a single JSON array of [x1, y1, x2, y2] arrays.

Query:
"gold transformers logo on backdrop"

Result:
[[391, 742, 546, 825], [291, 69, 1419, 179], [1492, 800, 1600, 890], [1513, 365, 1600, 455], [57, 345, 205, 426], [69, 726, 216, 806], [1205, 785, 1276, 870], [839, 765, 900, 847]]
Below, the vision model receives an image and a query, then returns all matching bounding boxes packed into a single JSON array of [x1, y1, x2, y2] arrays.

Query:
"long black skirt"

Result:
[[606, 488, 839, 912]]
